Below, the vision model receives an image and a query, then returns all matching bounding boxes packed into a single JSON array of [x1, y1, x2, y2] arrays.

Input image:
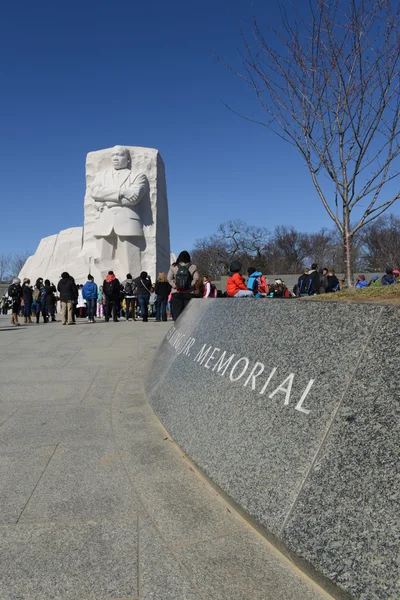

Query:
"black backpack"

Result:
[[298, 274, 311, 296], [8, 284, 20, 299], [175, 263, 192, 291], [124, 280, 135, 296]]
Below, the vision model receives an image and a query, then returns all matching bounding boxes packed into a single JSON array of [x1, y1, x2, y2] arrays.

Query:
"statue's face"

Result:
[[111, 146, 129, 170]]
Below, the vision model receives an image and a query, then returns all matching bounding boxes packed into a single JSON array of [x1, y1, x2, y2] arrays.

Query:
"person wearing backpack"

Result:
[[247, 267, 269, 298], [8, 278, 23, 326], [297, 269, 311, 296], [134, 271, 152, 322], [103, 271, 121, 322], [168, 251, 199, 321], [121, 273, 137, 321]]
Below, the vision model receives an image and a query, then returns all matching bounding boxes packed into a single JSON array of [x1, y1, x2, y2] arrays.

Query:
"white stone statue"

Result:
[[91, 145, 149, 276], [19, 144, 171, 285]]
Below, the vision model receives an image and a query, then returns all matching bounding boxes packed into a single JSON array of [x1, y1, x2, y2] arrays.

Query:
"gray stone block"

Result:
[[0, 518, 138, 599], [175, 528, 327, 600], [129, 458, 245, 548], [146, 299, 399, 599], [0, 445, 55, 524], [282, 305, 400, 600], [0, 405, 114, 450], [139, 516, 202, 599], [19, 443, 145, 523]]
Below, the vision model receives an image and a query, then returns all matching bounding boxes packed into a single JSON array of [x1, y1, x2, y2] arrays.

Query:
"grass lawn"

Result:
[[309, 285, 400, 305]]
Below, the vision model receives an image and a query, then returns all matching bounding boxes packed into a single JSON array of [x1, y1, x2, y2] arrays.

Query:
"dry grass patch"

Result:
[[309, 285, 400, 306]]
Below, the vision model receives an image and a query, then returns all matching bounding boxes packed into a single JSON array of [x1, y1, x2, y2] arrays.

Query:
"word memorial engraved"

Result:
[[166, 327, 315, 415]]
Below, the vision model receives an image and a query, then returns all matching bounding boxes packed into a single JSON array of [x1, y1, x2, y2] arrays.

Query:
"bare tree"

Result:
[[360, 214, 400, 270], [9, 252, 31, 278], [192, 220, 270, 277], [0, 254, 11, 283], [264, 225, 310, 273], [221, 0, 400, 284]]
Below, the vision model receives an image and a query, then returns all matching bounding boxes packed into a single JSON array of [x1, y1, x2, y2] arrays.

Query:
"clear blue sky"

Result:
[[1, 0, 398, 257]]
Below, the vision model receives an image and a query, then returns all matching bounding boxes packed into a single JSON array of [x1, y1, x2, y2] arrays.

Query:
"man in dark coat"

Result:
[[57, 272, 77, 325], [102, 271, 121, 322]]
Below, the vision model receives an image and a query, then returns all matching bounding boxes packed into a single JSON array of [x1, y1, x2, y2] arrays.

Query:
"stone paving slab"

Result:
[[0, 315, 331, 600]]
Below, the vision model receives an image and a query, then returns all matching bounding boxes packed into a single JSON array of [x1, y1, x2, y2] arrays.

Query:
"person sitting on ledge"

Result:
[[226, 262, 253, 297], [355, 274, 369, 288], [382, 266, 398, 286], [369, 274, 381, 287]]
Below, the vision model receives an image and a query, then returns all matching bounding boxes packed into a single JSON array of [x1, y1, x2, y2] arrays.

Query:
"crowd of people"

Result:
[[2, 252, 398, 327]]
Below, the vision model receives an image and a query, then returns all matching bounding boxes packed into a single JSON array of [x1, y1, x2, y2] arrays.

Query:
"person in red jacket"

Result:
[[226, 262, 254, 297]]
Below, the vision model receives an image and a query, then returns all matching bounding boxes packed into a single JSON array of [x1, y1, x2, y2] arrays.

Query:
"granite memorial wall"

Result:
[[145, 299, 399, 600]]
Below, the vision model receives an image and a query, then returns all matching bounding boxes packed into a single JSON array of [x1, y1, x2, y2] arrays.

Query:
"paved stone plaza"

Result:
[[0, 315, 331, 600]]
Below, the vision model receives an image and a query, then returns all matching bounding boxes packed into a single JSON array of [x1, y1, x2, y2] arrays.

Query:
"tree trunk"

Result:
[[343, 227, 353, 288]]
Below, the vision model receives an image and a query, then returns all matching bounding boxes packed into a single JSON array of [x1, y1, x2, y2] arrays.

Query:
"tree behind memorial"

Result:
[[222, 0, 400, 285]]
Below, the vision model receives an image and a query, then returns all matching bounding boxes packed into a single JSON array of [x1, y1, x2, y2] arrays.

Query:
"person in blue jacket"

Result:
[[82, 274, 98, 323], [355, 274, 368, 288]]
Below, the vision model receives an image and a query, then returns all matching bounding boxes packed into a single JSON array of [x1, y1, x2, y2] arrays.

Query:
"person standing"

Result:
[[77, 285, 87, 318], [8, 278, 23, 326], [154, 272, 171, 322], [57, 272, 76, 325], [96, 285, 105, 318], [82, 274, 98, 323], [168, 251, 199, 319], [44, 280, 57, 322], [121, 274, 137, 321], [22, 279, 33, 323], [134, 271, 152, 322], [103, 271, 121, 322]]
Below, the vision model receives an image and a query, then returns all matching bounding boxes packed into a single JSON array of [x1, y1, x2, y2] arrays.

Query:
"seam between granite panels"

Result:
[[148, 416, 337, 600], [137, 516, 141, 600], [15, 442, 60, 524], [79, 365, 101, 404], [0, 516, 146, 528], [0, 408, 19, 429], [279, 305, 385, 536]]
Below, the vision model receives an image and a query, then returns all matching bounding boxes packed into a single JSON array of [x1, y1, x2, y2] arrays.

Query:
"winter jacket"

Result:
[[22, 284, 33, 303], [355, 280, 368, 288], [382, 273, 397, 286], [168, 263, 199, 294], [57, 277, 77, 302], [369, 279, 382, 288], [327, 275, 340, 292], [154, 281, 171, 298], [134, 276, 152, 295], [44, 284, 56, 308], [319, 273, 329, 293], [226, 273, 248, 297], [82, 281, 98, 299], [103, 276, 121, 299], [247, 271, 263, 293], [308, 270, 320, 295]]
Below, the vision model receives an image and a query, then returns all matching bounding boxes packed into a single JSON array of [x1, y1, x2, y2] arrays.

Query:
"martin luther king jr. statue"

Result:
[[90, 145, 149, 276]]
